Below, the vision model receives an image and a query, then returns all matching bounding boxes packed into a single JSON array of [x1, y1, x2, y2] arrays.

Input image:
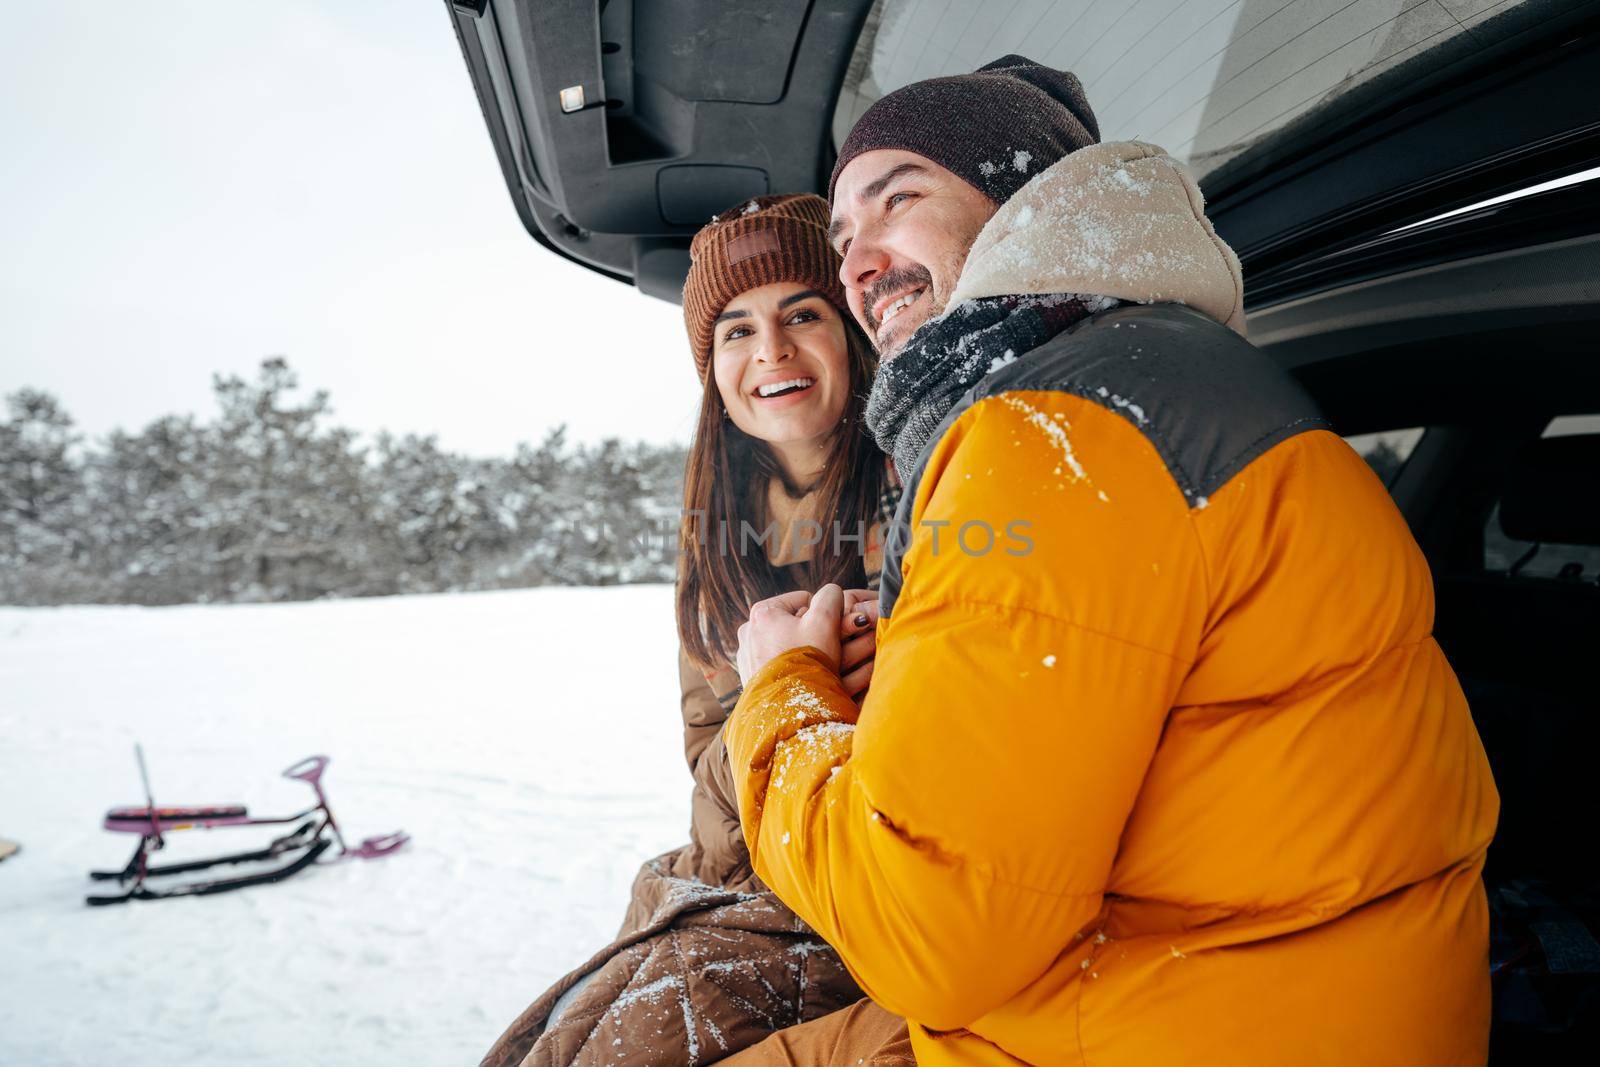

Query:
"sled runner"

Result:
[[86, 746, 408, 906]]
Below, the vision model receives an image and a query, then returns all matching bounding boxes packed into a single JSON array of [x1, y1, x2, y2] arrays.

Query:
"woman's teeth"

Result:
[[879, 289, 922, 328], [756, 377, 815, 398]]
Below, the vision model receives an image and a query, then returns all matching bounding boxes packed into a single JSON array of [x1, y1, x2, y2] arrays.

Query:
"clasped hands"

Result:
[[735, 584, 879, 699]]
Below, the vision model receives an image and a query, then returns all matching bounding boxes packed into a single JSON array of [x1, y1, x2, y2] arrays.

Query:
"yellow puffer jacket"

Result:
[[725, 144, 1498, 1065]]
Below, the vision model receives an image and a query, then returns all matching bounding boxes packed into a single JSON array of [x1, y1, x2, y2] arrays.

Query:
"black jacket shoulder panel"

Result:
[[880, 304, 1328, 619], [977, 304, 1328, 504]]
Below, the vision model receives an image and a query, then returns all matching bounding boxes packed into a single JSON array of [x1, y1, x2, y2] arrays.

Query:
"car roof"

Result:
[[445, 0, 1600, 342]]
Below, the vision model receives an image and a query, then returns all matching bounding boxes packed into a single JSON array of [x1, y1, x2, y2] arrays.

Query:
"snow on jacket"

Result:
[[725, 143, 1499, 1065], [482, 468, 902, 1067]]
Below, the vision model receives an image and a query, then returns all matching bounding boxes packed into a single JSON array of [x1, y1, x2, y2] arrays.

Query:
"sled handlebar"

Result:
[[282, 755, 330, 787]]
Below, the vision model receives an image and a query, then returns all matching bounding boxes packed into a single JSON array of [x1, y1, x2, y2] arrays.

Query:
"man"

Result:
[[723, 57, 1497, 1066]]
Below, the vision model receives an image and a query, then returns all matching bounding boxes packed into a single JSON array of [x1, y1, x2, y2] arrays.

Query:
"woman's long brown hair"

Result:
[[676, 318, 885, 669]]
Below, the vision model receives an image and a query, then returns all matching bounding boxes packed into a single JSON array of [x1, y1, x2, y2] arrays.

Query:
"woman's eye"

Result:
[[787, 308, 820, 325], [724, 325, 751, 341]]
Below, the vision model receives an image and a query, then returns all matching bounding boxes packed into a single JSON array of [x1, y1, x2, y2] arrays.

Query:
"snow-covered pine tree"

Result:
[[207, 357, 369, 601], [92, 414, 219, 603], [0, 359, 687, 605], [0, 390, 85, 603]]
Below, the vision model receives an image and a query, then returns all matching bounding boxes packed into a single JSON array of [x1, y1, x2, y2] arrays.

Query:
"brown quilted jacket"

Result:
[[481, 468, 900, 1067]]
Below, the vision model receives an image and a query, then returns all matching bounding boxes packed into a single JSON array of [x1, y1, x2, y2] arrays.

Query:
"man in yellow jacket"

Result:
[[725, 57, 1498, 1066]]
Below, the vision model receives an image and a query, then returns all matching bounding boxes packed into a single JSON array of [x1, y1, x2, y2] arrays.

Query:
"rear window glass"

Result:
[[1483, 414, 1600, 580], [834, 0, 1537, 184], [1343, 427, 1425, 488]]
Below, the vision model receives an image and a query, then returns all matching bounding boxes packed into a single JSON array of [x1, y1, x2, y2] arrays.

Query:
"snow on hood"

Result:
[[946, 141, 1247, 336]]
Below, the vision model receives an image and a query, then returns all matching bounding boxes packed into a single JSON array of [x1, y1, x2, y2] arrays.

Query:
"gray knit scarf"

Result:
[[864, 293, 1115, 478]]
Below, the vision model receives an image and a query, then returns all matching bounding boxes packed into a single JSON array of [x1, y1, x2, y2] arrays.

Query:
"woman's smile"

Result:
[[752, 375, 818, 405]]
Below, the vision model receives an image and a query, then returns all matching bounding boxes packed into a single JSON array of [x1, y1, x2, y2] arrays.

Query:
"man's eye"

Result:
[[887, 192, 912, 209]]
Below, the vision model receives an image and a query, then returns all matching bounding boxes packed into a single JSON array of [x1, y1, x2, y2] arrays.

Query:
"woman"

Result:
[[482, 195, 907, 1067]]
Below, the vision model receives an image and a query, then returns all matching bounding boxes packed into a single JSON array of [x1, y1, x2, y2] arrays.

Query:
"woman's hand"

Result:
[[839, 590, 881, 701]]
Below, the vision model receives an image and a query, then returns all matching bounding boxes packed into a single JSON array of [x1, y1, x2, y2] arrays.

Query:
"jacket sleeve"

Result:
[[679, 645, 748, 882], [724, 393, 1204, 1029], [679, 644, 726, 776]]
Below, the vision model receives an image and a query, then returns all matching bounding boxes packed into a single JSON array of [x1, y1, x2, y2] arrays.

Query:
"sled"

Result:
[[86, 746, 408, 906]]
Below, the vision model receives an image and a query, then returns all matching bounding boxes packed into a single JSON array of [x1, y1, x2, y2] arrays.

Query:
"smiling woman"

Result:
[[481, 194, 904, 1067], [712, 285, 853, 473], [710, 280, 879, 571], [679, 195, 890, 666]]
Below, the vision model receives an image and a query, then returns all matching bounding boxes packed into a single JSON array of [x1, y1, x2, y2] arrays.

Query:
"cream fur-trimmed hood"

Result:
[[946, 141, 1247, 335]]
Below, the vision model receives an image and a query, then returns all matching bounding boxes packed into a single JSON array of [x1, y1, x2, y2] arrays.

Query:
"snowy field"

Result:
[[0, 586, 692, 1067]]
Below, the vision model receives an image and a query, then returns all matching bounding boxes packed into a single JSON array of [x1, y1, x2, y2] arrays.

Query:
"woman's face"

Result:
[[711, 282, 852, 449]]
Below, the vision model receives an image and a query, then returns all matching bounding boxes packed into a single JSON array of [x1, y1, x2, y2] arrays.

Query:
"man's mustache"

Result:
[[861, 264, 934, 333]]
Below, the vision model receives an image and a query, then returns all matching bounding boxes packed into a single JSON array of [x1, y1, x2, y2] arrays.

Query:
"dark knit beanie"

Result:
[[829, 55, 1100, 207], [682, 193, 848, 382]]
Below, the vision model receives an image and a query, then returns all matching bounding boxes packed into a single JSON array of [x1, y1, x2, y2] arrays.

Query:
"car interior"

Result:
[[446, 0, 1600, 1057], [1328, 404, 1599, 1063]]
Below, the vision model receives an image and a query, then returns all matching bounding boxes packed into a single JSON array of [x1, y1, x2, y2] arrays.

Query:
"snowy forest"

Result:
[[0, 358, 687, 606]]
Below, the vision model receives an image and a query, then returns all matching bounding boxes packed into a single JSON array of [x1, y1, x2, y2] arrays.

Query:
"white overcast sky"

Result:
[[0, 1, 703, 456]]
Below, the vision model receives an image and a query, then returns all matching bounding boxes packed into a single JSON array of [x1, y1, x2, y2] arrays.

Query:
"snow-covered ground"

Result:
[[0, 586, 692, 1066]]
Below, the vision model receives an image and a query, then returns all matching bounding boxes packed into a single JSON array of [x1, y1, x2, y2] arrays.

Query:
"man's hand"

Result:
[[736, 584, 847, 687]]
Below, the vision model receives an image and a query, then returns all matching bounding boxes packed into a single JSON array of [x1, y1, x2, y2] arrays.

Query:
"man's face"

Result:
[[829, 149, 997, 360]]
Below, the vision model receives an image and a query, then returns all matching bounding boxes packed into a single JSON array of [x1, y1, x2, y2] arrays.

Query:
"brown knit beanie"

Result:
[[682, 193, 848, 382], [829, 55, 1099, 207]]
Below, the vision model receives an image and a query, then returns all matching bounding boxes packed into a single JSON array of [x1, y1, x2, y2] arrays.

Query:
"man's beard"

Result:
[[861, 264, 936, 357], [860, 222, 987, 358]]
